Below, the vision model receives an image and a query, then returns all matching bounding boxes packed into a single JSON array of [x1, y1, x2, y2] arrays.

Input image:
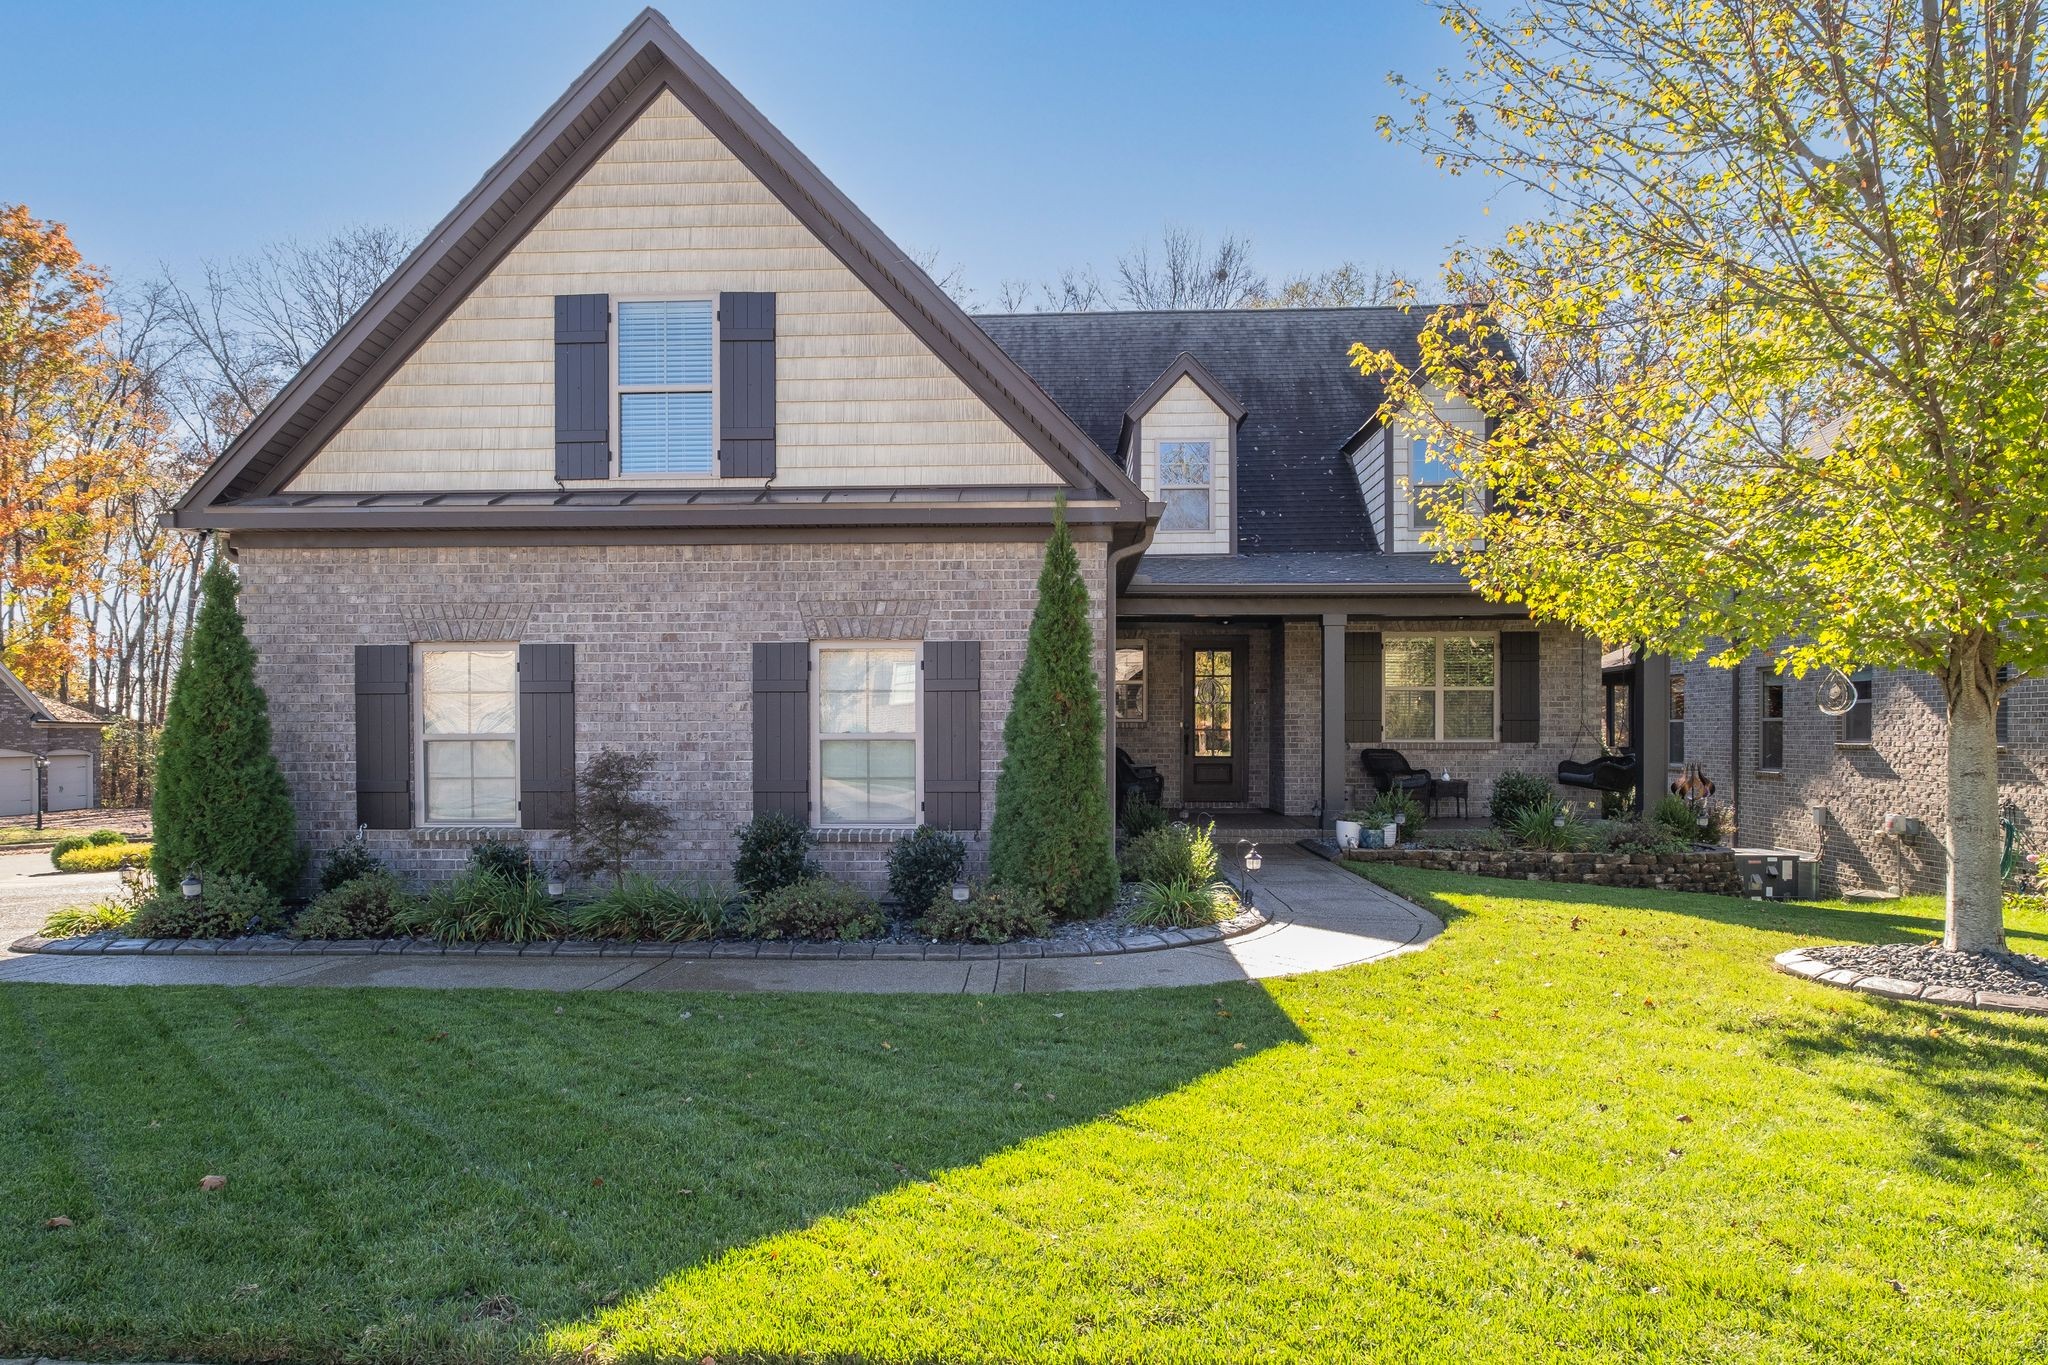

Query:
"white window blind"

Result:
[[419, 646, 518, 824], [617, 300, 714, 475]]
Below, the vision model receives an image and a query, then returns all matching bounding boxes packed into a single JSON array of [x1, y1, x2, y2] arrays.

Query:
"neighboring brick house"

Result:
[[0, 664, 102, 819], [170, 10, 1624, 888], [1658, 654, 2044, 896]]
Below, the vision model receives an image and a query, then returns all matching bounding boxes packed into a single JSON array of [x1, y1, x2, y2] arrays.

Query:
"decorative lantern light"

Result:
[[546, 873, 566, 899], [180, 872, 203, 901], [1236, 840, 1262, 911], [951, 881, 971, 903], [1553, 812, 1567, 829]]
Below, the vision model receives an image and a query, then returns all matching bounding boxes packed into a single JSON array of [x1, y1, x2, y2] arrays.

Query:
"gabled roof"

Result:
[[0, 664, 103, 727], [976, 307, 1448, 555], [174, 9, 1143, 527]]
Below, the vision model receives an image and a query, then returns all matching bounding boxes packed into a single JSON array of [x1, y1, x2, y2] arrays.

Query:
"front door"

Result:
[[1184, 639, 1246, 804]]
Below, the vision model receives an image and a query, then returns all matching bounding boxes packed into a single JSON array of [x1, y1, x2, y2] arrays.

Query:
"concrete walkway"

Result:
[[0, 846, 1439, 995]]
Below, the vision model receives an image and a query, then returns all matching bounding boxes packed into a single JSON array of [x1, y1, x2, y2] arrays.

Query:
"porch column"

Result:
[[1634, 649, 1671, 811], [1322, 613, 1348, 827]]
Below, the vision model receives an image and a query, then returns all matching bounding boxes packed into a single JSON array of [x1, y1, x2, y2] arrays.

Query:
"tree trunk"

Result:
[[1941, 632, 2006, 953]]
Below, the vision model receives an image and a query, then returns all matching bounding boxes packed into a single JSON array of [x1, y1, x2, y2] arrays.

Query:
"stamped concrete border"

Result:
[[1773, 947, 2048, 1016], [11, 908, 1269, 965]]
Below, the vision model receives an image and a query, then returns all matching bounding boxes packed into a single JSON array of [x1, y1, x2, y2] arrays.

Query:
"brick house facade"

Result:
[[1665, 656, 2045, 896], [173, 13, 1620, 892]]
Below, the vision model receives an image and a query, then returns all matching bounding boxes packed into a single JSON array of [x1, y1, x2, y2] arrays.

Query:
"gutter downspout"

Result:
[[1104, 506, 1163, 840]]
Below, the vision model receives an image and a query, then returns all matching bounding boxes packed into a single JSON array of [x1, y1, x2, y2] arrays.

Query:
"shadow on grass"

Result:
[[1356, 862, 2048, 954], [0, 979, 1304, 1363]]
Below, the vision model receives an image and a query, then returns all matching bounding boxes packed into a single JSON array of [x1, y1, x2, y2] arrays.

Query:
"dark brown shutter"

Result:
[[519, 644, 575, 830], [719, 292, 776, 478], [1500, 632, 1541, 743], [554, 294, 610, 479], [922, 641, 982, 830], [354, 645, 411, 829], [1344, 631, 1382, 744], [752, 642, 808, 819]]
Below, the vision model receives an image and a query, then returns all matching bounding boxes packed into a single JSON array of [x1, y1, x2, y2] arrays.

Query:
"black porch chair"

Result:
[[1361, 748, 1436, 803]]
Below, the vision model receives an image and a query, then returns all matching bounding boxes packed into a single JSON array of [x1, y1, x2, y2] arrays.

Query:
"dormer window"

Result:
[[1410, 434, 1458, 527], [1159, 441, 1213, 531]]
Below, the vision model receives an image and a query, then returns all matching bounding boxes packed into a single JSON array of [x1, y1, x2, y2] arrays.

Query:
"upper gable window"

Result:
[[1159, 441, 1213, 531], [616, 299, 714, 476]]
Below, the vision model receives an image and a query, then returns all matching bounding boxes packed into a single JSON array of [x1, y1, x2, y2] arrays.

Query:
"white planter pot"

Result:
[[1334, 819, 1362, 851], [1383, 822, 1400, 847]]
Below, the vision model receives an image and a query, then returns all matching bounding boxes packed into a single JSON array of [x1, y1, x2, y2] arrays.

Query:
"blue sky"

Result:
[[5, 1, 1508, 306]]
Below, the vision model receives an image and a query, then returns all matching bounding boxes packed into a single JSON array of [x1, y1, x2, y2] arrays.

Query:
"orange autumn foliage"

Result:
[[0, 204, 160, 691]]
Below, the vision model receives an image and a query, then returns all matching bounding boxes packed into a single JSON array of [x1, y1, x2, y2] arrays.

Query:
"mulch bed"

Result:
[[1805, 942, 2048, 999]]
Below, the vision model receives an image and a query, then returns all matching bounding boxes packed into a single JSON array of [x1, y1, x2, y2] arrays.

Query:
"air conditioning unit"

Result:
[[1732, 848, 1817, 901]]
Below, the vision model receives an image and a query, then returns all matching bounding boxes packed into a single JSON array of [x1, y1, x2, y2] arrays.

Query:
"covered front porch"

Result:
[[1109, 578, 1662, 828]]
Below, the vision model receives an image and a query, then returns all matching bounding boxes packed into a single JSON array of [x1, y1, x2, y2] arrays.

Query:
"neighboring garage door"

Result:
[[46, 751, 93, 812], [0, 752, 32, 819]]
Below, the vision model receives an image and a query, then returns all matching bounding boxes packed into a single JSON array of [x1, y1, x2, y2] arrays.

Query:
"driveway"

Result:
[[0, 849, 125, 960]]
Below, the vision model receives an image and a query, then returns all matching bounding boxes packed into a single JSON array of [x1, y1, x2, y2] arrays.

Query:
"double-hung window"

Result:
[[816, 644, 919, 825], [1158, 441, 1212, 531], [419, 645, 518, 824], [616, 299, 714, 476], [1384, 634, 1497, 742]]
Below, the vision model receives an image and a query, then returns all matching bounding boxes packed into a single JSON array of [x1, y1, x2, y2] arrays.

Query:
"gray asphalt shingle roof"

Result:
[[974, 306, 1443, 556]]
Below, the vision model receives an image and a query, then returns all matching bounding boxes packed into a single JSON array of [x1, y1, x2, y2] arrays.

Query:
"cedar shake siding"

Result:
[[282, 90, 1062, 495], [236, 539, 1108, 891]]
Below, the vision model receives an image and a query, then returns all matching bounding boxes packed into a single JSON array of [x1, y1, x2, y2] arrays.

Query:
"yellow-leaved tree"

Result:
[[1362, 2, 2048, 952]]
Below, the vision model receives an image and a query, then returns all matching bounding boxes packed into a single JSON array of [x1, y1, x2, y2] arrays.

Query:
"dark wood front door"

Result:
[[1183, 638, 1247, 804]]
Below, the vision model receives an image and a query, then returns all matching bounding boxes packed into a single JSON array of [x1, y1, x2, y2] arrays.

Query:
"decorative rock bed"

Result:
[[17, 892, 1268, 964], [1337, 846, 1739, 895], [1774, 943, 2048, 1015]]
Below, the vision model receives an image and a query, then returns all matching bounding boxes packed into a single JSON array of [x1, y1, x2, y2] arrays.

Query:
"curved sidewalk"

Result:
[[0, 847, 1439, 995]]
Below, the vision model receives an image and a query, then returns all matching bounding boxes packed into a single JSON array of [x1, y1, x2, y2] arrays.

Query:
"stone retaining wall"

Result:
[[1341, 846, 1740, 895]]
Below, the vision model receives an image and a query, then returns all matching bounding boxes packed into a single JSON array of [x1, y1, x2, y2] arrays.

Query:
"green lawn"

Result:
[[5, 873, 2046, 1364]]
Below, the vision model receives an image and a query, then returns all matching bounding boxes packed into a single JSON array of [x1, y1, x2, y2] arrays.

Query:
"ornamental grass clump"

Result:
[[394, 869, 565, 944], [1130, 879, 1232, 929], [39, 901, 134, 939], [1510, 799, 1588, 852], [1120, 821, 1219, 887], [570, 873, 728, 942]]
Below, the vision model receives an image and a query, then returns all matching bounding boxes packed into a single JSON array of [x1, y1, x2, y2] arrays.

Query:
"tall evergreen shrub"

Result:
[[988, 495, 1117, 916], [151, 558, 301, 895]]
